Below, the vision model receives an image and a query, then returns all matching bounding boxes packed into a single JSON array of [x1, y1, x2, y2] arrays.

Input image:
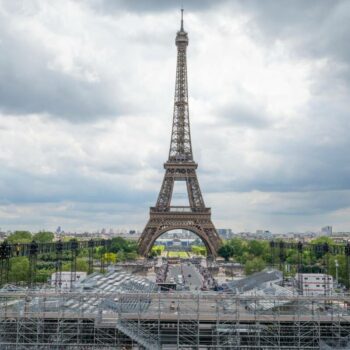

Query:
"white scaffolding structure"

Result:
[[0, 291, 350, 349]]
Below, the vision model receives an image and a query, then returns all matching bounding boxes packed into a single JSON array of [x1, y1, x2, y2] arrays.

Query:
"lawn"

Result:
[[167, 251, 189, 258]]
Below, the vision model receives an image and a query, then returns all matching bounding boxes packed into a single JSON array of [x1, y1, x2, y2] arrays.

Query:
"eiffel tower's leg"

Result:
[[155, 171, 174, 210], [186, 175, 205, 209], [202, 227, 222, 255], [138, 221, 158, 257]]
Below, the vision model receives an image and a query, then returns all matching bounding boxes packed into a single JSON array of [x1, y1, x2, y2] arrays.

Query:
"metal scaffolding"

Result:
[[0, 290, 350, 349]]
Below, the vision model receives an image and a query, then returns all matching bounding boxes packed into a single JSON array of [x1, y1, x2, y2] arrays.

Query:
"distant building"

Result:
[[51, 272, 87, 289], [321, 226, 332, 236], [173, 238, 181, 247], [296, 273, 333, 296], [256, 230, 272, 239], [0, 231, 7, 240], [155, 238, 196, 248], [217, 229, 233, 239]]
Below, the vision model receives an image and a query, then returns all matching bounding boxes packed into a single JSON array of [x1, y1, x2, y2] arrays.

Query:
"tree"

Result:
[[228, 238, 245, 256], [7, 231, 32, 244], [244, 257, 266, 275], [76, 258, 89, 272], [286, 250, 299, 265], [103, 253, 117, 265], [62, 258, 89, 272], [117, 251, 126, 262], [311, 236, 335, 245], [248, 240, 269, 257], [8, 257, 30, 283], [311, 236, 336, 259], [191, 246, 207, 256], [33, 231, 54, 243], [218, 244, 234, 261], [152, 245, 164, 256], [109, 237, 138, 254]]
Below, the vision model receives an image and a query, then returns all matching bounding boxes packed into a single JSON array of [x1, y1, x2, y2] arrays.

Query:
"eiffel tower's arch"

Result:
[[138, 10, 222, 258], [139, 224, 219, 258]]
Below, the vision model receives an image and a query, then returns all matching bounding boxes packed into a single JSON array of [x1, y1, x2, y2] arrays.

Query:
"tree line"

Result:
[[218, 236, 349, 287], [1, 233, 139, 285]]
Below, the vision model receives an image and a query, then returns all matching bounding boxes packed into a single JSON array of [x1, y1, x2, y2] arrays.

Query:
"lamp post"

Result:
[[335, 259, 339, 287]]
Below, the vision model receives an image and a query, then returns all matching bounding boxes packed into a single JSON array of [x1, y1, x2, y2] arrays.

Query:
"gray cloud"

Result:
[[85, 0, 224, 13], [0, 4, 124, 122], [1, 0, 350, 232], [237, 1, 350, 73], [218, 102, 271, 129], [0, 165, 154, 205]]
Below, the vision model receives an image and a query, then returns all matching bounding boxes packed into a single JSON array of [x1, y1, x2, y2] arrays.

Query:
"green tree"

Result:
[[311, 236, 335, 245], [35, 269, 52, 283], [311, 236, 336, 259], [62, 258, 89, 272], [240, 251, 252, 265], [76, 258, 89, 272], [218, 244, 234, 261], [286, 249, 299, 265], [151, 245, 164, 256], [103, 253, 117, 265], [228, 238, 246, 256], [248, 240, 268, 257], [117, 250, 126, 262], [191, 246, 207, 256], [109, 237, 138, 254], [33, 231, 54, 243], [7, 231, 32, 244], [8, 257, 30, 283], [244, 257, 266, 275]]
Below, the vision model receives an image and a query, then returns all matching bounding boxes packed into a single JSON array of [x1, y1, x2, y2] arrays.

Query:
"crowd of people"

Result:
[[156, 260, 169, 283], [198, 265, 218, 290]]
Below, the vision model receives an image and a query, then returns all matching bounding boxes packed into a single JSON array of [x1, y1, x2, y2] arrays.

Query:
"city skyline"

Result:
[[0, 1, 350, 232]]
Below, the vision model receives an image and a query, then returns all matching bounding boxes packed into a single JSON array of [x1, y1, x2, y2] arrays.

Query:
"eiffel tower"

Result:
[[138, 10, 222, 257]]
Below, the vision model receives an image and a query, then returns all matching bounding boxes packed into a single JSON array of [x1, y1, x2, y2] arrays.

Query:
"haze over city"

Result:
[[1, 0, 349, 233]]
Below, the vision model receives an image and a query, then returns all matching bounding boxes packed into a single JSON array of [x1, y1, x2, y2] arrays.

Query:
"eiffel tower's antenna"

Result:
[[181, 8, 184, 31]]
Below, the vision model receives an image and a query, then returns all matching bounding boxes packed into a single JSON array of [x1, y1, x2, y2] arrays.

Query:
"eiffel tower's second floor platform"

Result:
[[163, 161, 198, 169], [150, 206, 211, 214]]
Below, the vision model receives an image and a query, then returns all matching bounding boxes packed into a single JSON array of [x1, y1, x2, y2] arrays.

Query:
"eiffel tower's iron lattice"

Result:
[[138, 10, 222, 257]]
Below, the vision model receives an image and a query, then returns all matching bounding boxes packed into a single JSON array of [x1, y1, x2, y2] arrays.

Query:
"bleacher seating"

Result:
[[25, 270, 157, 315]]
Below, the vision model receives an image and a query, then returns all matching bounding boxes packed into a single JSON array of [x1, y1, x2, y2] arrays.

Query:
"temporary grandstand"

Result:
[[0, 269, 350, 349], [226, 269, 283, 294]]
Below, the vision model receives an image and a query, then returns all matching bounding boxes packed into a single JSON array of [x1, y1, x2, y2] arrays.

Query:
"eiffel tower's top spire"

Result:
[[180, 8, 184, 31], [169, 9, 192, 162], [175, 8, 188, 47]]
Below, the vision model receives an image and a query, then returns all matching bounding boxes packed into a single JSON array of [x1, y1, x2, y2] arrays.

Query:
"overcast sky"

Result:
[[0, 0, 350, 233]]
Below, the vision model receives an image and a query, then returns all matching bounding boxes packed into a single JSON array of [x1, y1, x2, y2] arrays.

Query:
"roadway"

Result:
[[166, 262, 203, 290]]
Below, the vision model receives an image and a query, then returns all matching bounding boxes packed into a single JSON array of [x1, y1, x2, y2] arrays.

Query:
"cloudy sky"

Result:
[[0, 0, 350, 233]]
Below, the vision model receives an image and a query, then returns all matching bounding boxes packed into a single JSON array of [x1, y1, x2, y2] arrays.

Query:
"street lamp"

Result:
[[335, 259, 339, 287]]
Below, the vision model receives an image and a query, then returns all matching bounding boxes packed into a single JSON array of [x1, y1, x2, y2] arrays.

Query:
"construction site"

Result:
[[1, 231, 350, 349], [0, 264, 349, 349]]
